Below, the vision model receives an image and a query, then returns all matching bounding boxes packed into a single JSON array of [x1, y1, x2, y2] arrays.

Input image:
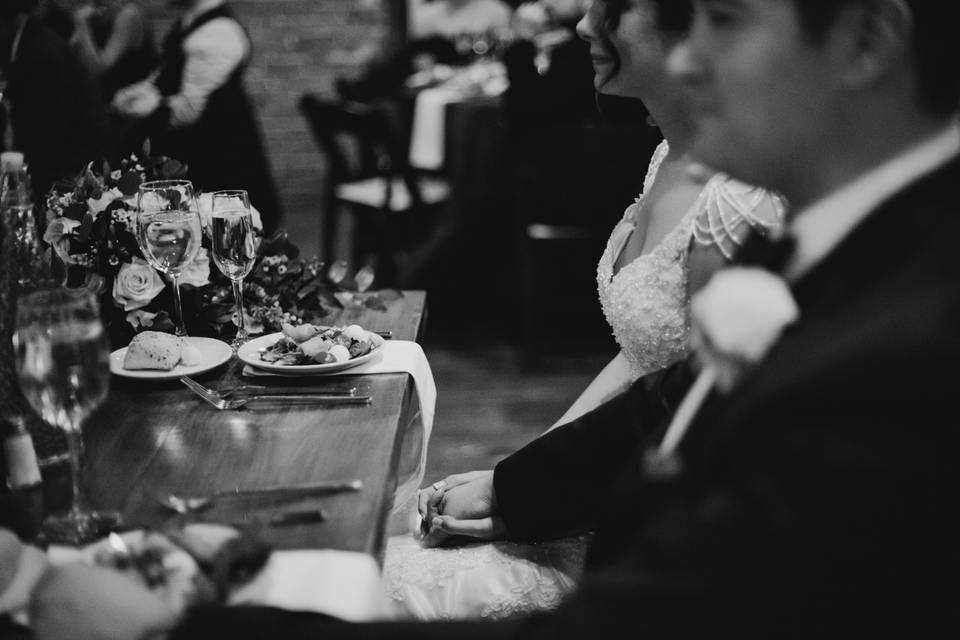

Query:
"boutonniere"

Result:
[[691, 267, 799, 393], [658, 268, 799, 457]]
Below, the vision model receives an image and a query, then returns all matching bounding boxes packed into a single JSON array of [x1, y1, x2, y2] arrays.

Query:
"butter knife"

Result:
[[216, 479, 363, 499], [230, 508, 327, 528]]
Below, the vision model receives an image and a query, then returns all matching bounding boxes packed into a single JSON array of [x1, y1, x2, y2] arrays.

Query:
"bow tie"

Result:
[[734, 229, 796, 272]]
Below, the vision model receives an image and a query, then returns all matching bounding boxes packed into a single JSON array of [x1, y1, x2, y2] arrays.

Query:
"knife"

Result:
[[230, 508, 327, 528], [215, 479, 363, 499], [247, 394, 372, 404]]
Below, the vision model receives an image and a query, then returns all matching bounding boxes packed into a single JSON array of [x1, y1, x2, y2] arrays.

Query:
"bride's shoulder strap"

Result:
[[691, 175, 787, 260], [642, 140, 671, 196]]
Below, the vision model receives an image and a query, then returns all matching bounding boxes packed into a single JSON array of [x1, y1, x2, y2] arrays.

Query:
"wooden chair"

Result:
[[298, 94, 451, 285], [510, 120, 664, 368]]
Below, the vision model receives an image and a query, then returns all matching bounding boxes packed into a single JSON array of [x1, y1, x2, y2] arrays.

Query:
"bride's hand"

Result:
[[427, 514, 507, 546], [418, 470, 499, 546]]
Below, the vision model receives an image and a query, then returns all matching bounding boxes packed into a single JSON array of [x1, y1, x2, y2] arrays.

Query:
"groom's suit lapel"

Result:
[[678, 154, 960, 457]]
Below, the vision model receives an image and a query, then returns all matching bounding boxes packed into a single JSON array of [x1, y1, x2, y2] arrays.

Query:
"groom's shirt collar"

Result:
[[783, 123, 960, 281]]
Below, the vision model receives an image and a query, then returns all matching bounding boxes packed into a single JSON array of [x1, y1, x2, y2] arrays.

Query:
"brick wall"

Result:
[[142, 0, 395, 255]]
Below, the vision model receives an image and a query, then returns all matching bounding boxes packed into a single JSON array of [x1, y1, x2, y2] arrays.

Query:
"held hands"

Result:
[[417, 470, 506, 548]]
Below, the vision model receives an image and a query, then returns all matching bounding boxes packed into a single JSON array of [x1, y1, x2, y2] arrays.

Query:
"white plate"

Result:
[[237, 330, 385, 374], [110, 336, 232, 379]]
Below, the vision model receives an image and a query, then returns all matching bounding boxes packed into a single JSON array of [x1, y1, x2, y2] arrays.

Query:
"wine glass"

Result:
[[13, 288, 119, 544], [136, 179, 202, 336], [209, 190, 257, 351]]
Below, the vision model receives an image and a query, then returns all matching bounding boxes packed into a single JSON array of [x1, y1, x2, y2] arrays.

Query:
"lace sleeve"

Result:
[[691, 176, 786, 260]]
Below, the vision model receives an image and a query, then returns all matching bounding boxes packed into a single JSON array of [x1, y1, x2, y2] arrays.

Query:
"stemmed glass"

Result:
[[209, 190, 257, 351], [14, 288, 119, 544], [136, 179, 202, 336]]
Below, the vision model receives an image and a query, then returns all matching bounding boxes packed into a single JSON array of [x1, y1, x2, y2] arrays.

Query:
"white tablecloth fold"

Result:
[[229, 549, 391, 621], [242, 340, 436, 514]]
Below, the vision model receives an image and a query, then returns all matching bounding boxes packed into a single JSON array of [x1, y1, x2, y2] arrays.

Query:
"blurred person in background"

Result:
[[336, 0, 513, 103], [501, 0, 597, 128], [0, 0, 108, 199], [112, 0, 281, 233], [67, 1, 157, 105]]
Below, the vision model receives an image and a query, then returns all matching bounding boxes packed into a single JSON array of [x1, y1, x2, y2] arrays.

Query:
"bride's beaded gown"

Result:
[[381, 141, 784, 621]]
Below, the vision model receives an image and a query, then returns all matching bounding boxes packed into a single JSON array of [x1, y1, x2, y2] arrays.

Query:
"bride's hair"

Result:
[[594, 0, 692, 87]]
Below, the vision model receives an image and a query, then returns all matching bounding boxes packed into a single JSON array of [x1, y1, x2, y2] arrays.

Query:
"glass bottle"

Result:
[[1, 150, 49, 292]]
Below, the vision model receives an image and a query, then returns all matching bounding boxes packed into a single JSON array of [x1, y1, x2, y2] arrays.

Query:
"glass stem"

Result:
[[232, 278, 246, 339], [171, 273, 186, 336], [65, 428, 86, 516]]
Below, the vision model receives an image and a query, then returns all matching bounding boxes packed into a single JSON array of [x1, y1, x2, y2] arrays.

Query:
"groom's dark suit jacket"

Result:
[[173, 156, 960, 637]]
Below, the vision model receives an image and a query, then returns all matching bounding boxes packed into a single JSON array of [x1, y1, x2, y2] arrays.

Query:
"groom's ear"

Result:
[[834, 0, 914, 90]]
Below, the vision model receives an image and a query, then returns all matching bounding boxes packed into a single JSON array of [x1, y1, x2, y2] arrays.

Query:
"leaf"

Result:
[[142, 138, 152, 158], [327, 260, 348, 285], [117, 171, 141, 196], [76, 214, 94, 243], [161, 159, 185, 178], [151, 312, 175, 333], [363, 295, 388, 311], [378, 288, 403, 301], [355, 265, 375, 292], [63, 202, 88, 222]]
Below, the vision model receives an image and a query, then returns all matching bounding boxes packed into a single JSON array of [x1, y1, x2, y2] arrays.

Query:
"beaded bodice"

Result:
[[597, 142, 694, 379], [597, 141, 784, 380]]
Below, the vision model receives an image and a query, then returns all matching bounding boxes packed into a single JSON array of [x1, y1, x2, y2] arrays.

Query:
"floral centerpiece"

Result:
[[41, 153, 400, 348]]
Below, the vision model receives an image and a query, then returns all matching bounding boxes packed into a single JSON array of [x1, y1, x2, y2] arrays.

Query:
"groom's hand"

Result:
[[418, 470, 501, 547]]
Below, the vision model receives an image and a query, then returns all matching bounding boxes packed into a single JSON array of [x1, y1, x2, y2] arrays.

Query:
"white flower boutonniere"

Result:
[[691, 267, 799, 393], [658, 267, 799, 456]]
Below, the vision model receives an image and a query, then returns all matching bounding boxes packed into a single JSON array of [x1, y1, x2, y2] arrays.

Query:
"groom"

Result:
[[31, 0, 960, 637]]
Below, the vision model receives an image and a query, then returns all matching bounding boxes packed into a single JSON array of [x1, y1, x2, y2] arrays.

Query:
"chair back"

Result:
[[299, 94, 423, 212], [510, 120, 663, 239]]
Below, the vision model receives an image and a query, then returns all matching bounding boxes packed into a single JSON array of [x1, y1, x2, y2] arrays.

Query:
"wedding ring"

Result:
[[432, 480, 446, 492]]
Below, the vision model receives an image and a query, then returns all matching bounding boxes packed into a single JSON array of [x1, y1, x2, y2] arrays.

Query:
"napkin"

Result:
[[46, 528, 389, 623], [408, 87, 460, 170], [229, 550, 390, 621], [243, 340, 436, 514]]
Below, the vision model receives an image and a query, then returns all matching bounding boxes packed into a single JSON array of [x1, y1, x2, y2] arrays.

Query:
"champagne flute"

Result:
[[14, 288, 119, 544], [209, 190, 257, 351], [136, 179, 202, 336]]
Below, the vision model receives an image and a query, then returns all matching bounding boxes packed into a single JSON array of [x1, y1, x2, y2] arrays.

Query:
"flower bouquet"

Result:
[[41, 154, 400, 348]]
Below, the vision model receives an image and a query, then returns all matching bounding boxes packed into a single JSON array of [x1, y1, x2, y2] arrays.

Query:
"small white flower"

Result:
[[87, 188, 123, 216], [125, 309, 158, 330], [691, 267, 799, 393], [110, 170, 122, 181]]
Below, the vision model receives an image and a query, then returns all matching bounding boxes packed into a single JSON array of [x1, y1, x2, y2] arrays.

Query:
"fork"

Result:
[[181, 379, 371, 410], [179, 377, 357, 400]]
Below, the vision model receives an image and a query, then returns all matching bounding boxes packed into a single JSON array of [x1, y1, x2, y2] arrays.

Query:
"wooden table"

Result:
[[73, 291, 426, 560]]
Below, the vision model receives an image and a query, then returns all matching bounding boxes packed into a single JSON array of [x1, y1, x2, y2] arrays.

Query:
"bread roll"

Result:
[[123, 331, 184, 370]]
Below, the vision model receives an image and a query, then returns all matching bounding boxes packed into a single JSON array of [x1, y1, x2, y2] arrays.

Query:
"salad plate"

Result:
[[237, 330, 385, 374]]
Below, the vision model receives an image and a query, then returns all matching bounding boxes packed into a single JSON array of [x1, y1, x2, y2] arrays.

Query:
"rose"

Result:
[[87, 188, 124, 216], [112, 258, 165, 311], [179, 247, 211, 288], [691, 267, 800, 393], [42, 217, 82, 263]]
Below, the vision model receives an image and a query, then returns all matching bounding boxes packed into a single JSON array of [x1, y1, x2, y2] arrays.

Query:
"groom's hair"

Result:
[[790, 0, 960, 117]]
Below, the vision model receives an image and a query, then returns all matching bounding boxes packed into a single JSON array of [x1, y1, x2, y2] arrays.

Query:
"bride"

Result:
[[382, 0, 784, 620]]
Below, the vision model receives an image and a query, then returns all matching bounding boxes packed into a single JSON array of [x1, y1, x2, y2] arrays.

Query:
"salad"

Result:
[[259, 323, 379, 366]]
